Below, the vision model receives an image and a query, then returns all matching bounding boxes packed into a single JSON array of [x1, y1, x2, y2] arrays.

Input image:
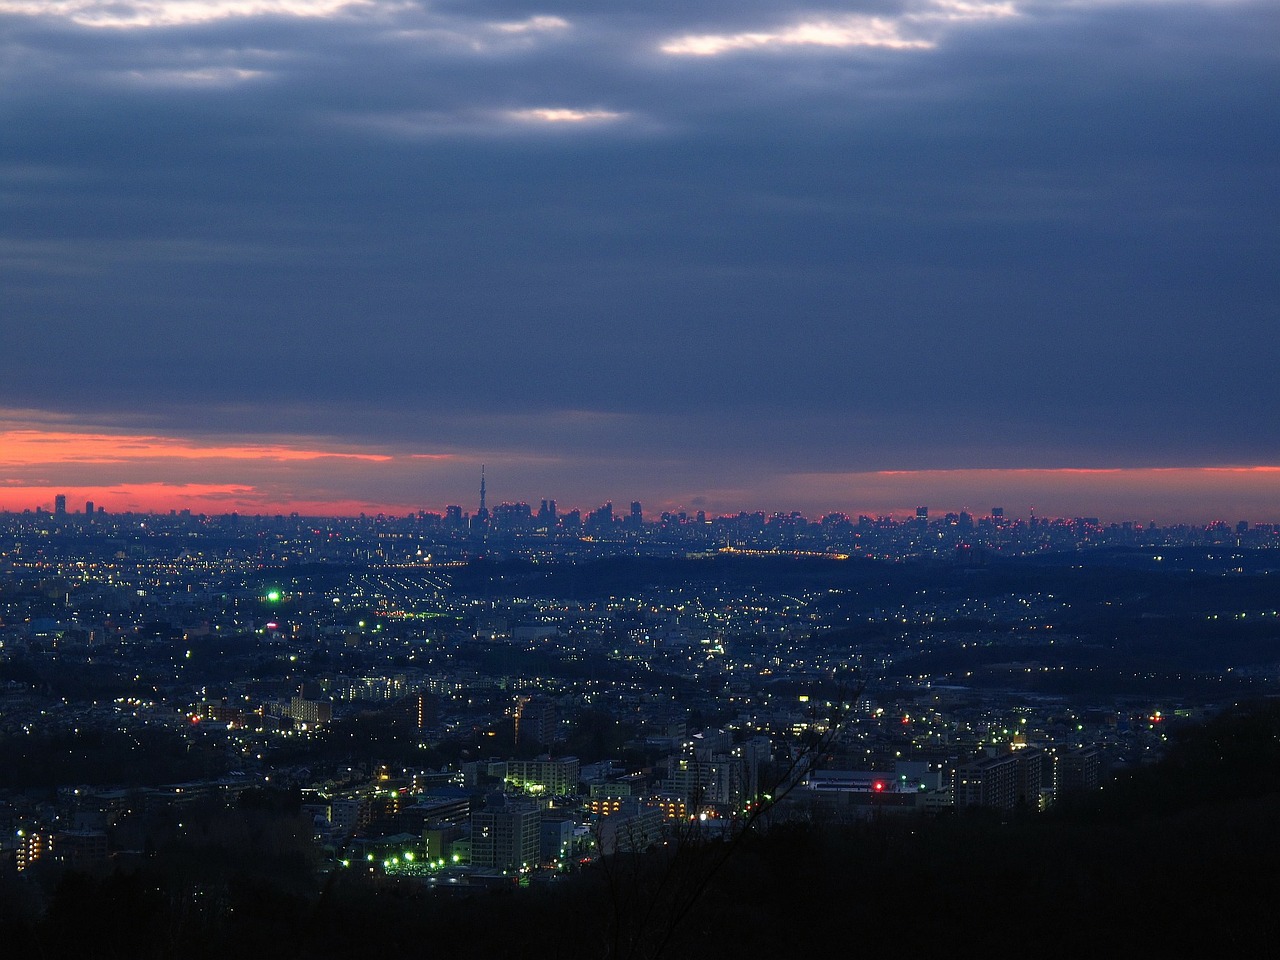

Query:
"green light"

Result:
[[266, 590, 281, 602]]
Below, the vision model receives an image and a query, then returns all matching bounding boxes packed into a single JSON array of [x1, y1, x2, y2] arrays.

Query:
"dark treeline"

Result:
[[0, 726, 222, 791], [4, 700, 1280, 958]]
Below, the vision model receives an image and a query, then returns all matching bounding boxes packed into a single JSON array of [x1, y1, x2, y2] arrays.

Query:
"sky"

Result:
[[1, 0, 1278, 522]]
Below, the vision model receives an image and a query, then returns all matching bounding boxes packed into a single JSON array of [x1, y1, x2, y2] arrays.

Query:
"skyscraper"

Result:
[[537, 499, 557, 527], [54, 494, 67, 515]]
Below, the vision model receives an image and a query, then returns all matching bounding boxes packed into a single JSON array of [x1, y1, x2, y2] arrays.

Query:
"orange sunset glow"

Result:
[[0, 421, 465, 516], [0, 428, 395, 465], [1, 417, 1277, 521], [0, 484, 426, 518]]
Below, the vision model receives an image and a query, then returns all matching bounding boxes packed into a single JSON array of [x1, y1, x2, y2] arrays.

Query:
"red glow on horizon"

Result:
[[0, 421, 460, 516], [0, 428, 395, 465], [0, 484, 429, 518], [1, 420, 1277, 523]]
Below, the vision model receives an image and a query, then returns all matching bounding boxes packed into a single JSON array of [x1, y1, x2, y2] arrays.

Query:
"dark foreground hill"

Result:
[[4, 699, 1280, 959]]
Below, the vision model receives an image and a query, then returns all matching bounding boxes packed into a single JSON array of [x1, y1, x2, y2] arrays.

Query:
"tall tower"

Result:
[[54, 494, 67, 516], [475, 466, 489, 529]]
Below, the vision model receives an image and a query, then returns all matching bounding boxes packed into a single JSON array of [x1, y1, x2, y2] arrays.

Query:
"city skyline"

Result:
[[2, 2, 1277, 522], [4, 458, 1280, 525]]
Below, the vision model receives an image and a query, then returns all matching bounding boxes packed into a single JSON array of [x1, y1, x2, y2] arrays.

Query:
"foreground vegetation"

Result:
[[4, 699, 1280, 958]]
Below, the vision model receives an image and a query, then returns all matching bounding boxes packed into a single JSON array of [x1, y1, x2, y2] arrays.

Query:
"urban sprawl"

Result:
[[4, 496, 1279, 882]]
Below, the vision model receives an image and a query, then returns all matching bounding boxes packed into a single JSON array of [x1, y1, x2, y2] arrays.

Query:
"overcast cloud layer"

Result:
[[2, 1, 1278, 517]]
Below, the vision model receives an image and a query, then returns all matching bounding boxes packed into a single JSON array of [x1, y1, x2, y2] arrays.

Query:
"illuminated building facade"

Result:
[[505, 757, 580, 796], [954, 748, 1044, 811], [470, 802, 541, 871]]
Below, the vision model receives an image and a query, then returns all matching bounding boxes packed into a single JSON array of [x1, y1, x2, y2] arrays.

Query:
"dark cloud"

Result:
[[2, 1, 1277, 506]]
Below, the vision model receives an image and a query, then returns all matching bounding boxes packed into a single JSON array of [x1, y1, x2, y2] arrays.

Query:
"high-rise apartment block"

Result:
[[953, 747, 1044, 811], [470, 802, 541, 871]]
